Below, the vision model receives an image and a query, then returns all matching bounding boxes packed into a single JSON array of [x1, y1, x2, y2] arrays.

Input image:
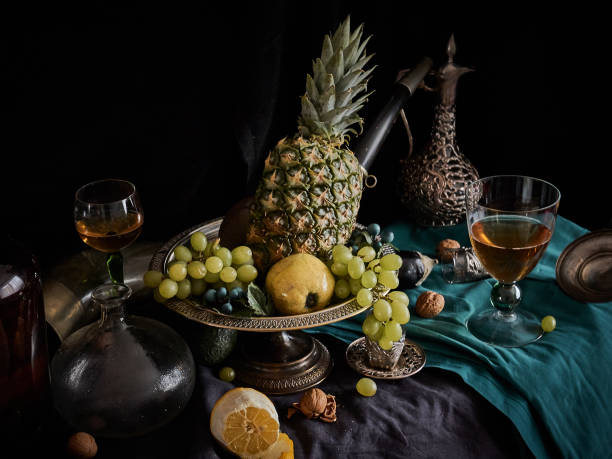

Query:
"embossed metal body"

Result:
[[398, 35, 478, 226]]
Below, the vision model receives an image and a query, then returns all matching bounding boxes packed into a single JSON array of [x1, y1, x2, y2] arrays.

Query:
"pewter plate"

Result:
[[345, 337, 426, 379], [556, 229, 612, 303], [149, 217, 390, 332]]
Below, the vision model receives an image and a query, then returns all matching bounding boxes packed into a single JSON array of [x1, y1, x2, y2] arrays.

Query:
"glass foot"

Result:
[[467, 308, 543, 347]]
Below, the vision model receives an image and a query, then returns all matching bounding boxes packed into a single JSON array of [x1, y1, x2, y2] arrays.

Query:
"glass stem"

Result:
[[106, 251, 124, 284], [490, 281, 522, 317]]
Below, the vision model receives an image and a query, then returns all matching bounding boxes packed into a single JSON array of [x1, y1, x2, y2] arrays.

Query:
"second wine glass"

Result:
[[465, 175, 560, 347], [74, 179, 143, 283]]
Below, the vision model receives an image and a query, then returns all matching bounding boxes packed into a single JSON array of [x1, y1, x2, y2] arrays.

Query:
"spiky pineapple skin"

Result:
[[247, 135, 363, 270]]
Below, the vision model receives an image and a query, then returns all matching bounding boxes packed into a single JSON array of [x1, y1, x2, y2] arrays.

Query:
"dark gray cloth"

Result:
[[36, 330, 530, 458], [185, 333, 531, 459]]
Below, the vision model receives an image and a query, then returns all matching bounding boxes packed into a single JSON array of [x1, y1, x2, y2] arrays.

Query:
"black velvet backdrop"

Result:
[[2, 2, 609, 269]]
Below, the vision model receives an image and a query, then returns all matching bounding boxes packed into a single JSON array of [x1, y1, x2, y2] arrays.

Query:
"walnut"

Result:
[[436, 238, 461, 262], [415, 291, 445, 318], [287, 388, 337, 422], [67, 432, 98, 458]]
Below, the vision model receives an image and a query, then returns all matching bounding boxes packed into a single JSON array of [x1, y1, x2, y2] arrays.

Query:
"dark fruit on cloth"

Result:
[[397, 250, 437, 289]]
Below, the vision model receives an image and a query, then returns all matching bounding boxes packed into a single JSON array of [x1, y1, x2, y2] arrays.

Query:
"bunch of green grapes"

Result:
[[143, 232, 258, 307], [330, 243, 402, 305], [361, 290, 410, 350]]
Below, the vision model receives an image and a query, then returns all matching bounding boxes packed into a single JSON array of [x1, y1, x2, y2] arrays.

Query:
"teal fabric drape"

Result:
[[307, 216, 612, 458]]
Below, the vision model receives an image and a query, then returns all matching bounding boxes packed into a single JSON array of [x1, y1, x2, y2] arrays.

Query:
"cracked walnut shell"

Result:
[[288, 388, 337, 422], [415, 291, 445, 318]]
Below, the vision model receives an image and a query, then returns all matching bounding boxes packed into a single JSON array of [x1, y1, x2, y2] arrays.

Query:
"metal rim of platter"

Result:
[[555, 229, 612, 303]]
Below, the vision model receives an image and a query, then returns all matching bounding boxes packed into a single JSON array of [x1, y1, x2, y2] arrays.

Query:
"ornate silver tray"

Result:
[[149, 217, 377, 331]]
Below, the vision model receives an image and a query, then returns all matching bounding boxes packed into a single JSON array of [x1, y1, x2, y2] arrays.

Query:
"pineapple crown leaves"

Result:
[[298, 15, 376, 142]]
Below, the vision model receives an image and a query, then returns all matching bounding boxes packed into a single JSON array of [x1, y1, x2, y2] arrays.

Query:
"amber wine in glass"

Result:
[[465, 176, 560, 347], [74, 179, 144, 283]]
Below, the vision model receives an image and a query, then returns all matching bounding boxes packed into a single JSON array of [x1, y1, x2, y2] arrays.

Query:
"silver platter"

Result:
[[149, 217, 390, 332]]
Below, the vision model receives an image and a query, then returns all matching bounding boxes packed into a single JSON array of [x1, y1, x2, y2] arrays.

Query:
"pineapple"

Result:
[[247, 16, 375, 270]]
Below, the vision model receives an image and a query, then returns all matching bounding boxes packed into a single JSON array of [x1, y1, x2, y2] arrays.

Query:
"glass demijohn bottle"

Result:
[[50, 283, 196, 437]]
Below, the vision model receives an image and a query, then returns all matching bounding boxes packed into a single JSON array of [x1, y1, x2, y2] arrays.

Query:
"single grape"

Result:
[[216, 287, 228, 303], [173, 245, 193, 263], [153, 288, 166, 304], [187, 260, 207, 279], [176, 279, 192, 299], [231, 246, 253, 265], [332, 244, 350, 260], [362, 314, 382, 338], [158, 279, 178, 299], [348, 256, 365, 279], [356, 288, 373, 307], [168, 262, 188, 282], [190, 232, 207, 252], [357, 246, 376, 263], [380, 253, 402, 271], [219, 366, 236, 382], [216, 247, 232, 267], [191, 278, 207, 296], [334, 278, 351, 299], [378, 336, 394, 350], [203, 288, 217, 304], [383, 320, 403, 342], [378, 270, 399, 289], [360, 270, 377, 289], [220, 302, 233, 315], [356, 377, 377, 397], [387, 290, 409, 306], [205, 256, 224, 274], [373, 299, 392, 322], [219, 266, 237, 283], [380, 230, 394, 243], [349, 277, 362, 295], [391, 302, 410, 324], [229, 287, 243, 301], [331, 262, 349, 277], [143, 270, 164, 288], [541, 315, 556, 332], [237, 264, 258, 283], [367, 223, 381, 237], [204, 270, 220, 283], [334, 245, 353, 265]]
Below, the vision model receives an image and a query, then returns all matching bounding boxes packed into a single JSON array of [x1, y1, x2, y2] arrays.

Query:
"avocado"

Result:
[[183, 322, 238, 366]]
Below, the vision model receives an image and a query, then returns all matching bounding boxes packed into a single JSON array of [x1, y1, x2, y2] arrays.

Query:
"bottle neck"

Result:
[[99, 302, 126, 324], [430, 103, 457, 148], [92, 283, 131, 326]]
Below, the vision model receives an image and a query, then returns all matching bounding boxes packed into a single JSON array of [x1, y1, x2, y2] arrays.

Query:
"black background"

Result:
[[2, 2, 609, 270]]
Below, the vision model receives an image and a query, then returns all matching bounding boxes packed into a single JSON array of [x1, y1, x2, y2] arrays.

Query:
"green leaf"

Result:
[[246, 283, 274, 316]]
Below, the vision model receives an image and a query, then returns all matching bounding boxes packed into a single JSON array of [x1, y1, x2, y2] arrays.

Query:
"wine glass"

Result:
[[465, 175, 560, 347], [74, 179, 144, 283]]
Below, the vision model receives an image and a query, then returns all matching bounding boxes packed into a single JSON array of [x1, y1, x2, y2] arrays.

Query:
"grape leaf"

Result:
[[245, 283, 275, 316]]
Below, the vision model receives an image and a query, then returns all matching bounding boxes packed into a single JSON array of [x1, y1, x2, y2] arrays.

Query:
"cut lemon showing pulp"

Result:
[[210, 387, 280, 458], [262, 432, 294, 459]]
